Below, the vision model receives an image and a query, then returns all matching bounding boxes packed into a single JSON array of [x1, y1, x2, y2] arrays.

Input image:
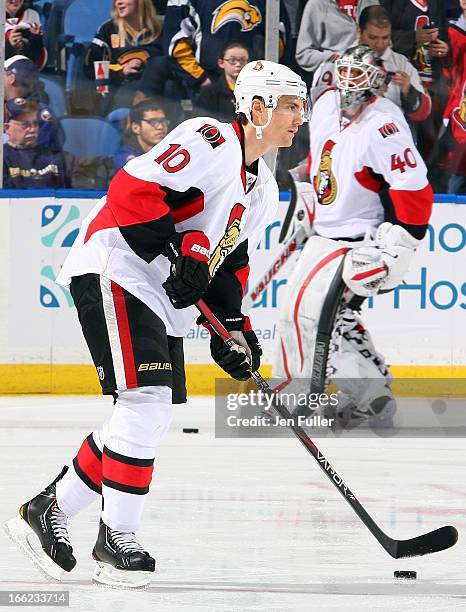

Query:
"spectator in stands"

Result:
[[193, 41, 249, 122], [380, 0, 449, 184], [86, 0, 163, 109], [163, 0, 290, 99], [3, 101, 69, 188], [6, 0, 47, 69], [295, 0, 378, 77], [380, 0, 448, 86], [114, 98, 169, 170], [358, 6, 431, 121], [442, 0, 466, 193], [4, 55, 63, 152]]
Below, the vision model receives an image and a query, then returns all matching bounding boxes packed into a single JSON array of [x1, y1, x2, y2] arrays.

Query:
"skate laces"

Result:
[[111, 530, 146, 554], [50, 505, 71, 547]]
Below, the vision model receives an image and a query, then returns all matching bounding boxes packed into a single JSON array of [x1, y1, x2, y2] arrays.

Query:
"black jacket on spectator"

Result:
[[86, 19, 163, 84], [3, 144, 69, 188], [194, 74, 236, 122], [380, 0, 447, 60]]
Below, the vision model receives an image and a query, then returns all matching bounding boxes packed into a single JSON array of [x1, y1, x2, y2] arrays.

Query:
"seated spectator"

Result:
[[193, 41, 249, 122], [442, 0, 466, 194], [86, 0, 163, 109], [358, 6, 431, 121], [5, 0, 47, 69], [163, 0, 290, 99], [3, 101, 69, 188], [114, 98, 169, 170], [4, 55, 63, 152], [295, 0, 378, 77]]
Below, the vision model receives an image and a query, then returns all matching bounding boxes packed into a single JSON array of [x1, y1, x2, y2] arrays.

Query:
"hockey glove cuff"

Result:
[[162, 231, 210, 309], [199, 314, 262, 381]]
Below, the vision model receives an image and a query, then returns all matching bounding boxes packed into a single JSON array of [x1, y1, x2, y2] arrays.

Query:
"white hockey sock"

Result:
[[101, 385, 173, 532], [56, 464, 100, 518]]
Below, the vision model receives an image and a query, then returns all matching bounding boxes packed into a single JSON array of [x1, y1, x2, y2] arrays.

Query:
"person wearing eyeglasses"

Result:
[[3, 101, 69, 188], [163, 0, 291, 99], [114, 98, 169, 170], [194, 42, 250, 122]]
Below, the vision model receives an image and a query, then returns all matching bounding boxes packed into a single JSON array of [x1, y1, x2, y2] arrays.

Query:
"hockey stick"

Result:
[[197, 298, 458, 559], [243, 226, 307, 312], [311, 257, 347, 392]]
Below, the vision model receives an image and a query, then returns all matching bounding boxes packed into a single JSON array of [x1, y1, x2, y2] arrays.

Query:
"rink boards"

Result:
[[0, 190, 464, 394]]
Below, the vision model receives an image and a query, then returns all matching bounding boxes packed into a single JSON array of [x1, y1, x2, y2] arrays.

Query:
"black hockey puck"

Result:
[[394, 570, 417, 579], [182, 428, 199, 433]]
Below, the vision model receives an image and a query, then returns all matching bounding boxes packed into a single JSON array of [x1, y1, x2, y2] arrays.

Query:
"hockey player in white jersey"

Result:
[[275, 45, 434, 426], [4, 60, 309, 589]]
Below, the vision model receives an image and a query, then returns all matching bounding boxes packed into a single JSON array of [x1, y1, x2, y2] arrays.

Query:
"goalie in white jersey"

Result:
[[275, 45, 434, 426], [5, 60, 309, 589]]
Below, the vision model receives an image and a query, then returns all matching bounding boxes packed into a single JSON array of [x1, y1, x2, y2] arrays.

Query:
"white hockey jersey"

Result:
[[308, 88, 433, 239], [57, 118, 279, 336]]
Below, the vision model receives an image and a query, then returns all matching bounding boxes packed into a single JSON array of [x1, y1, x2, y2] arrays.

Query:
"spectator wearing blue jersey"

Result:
[[3, 101, 69, 188], [163, 0, 290, 99], [4, 55, 63, 152], [86, 0, 164, 109]]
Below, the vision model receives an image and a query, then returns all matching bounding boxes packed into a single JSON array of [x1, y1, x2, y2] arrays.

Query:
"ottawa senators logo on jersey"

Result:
[[313, 140, 337, 206], [211, 0, 262, 34], [196, 124, 226, 149], [453, 81, 466, 129], [451, 81, 466, 144], [378, 122, 399, 139], [209, 204, 245, 276]]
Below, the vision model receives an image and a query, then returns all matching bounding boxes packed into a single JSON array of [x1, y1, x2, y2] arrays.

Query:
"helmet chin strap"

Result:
[[247, 108, 273, 140]]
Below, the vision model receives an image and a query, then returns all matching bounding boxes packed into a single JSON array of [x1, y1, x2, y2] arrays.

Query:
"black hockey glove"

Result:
[[162, 231, 210, 309], [200, 315, 262, 381]]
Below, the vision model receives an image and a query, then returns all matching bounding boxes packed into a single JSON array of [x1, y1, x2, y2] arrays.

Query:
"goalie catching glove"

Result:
[[162, 231, 210, 308], [200, 314, 262, 380], [343, 222, 422, 297]]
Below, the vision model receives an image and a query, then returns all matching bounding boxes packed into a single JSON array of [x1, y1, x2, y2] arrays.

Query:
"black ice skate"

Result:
[[92, 519, 155, 589], [3, 466, 76, 581]]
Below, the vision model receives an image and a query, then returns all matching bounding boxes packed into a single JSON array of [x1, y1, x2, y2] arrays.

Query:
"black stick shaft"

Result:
[[197, 298, 458, 559]]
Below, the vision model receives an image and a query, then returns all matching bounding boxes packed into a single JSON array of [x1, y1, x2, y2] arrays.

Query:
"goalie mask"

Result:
[[335, 45, 386, 112], [234, 60, 310, 138]]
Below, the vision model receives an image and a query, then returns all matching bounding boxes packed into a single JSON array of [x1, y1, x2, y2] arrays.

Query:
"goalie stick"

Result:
[[197, 297, 458, 559]]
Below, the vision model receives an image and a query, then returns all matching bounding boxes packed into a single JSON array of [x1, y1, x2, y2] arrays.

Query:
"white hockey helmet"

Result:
[[234, 60, 310, 137], [335, 45, 386, 111]]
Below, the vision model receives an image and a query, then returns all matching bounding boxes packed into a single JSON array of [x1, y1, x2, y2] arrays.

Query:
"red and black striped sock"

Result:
[[102, 446, 154, 496], [73, 433, 102, 494]]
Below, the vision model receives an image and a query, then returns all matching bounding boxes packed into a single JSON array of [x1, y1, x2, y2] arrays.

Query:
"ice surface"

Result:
[[1, 395, 465, 611]]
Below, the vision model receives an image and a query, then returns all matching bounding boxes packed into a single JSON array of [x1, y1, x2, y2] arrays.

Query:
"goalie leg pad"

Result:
[[273, 236, 347, 380]]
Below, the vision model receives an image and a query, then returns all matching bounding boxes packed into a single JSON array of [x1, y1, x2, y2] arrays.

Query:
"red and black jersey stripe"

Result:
[[102, 446, 154, 496], [85, 169, 206, 263]]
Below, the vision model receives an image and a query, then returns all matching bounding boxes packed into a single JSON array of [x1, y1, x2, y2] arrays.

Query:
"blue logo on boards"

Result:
[[40, 204, 81, 308]]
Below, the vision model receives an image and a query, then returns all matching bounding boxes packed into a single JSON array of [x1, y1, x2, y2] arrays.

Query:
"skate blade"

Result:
[[4, 515, 64, 582], [92, 561, 152, 590]]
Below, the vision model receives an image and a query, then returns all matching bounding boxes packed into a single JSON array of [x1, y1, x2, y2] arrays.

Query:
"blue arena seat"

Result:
[[62, 0, 113, 94], [60, 117, 121, 157], [40, 75, 68, 117]]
